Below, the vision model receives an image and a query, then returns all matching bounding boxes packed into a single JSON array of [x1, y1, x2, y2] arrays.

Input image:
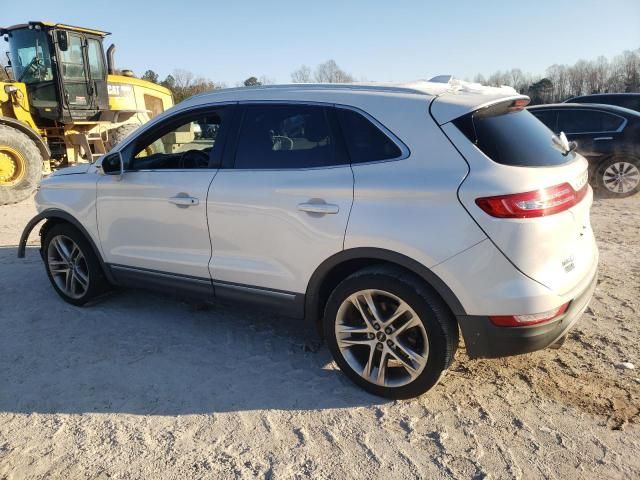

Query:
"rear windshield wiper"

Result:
[[552, 131, 577, 156]]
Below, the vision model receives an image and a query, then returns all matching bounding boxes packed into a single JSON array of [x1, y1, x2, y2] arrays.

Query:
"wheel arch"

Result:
[[304, 247, 466, 337], [17, 209, 114, 283], [0, 116, 51, 161]]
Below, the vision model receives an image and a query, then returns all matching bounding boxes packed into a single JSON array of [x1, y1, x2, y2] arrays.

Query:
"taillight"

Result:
[[475, 182, 588, 218], [489, 302, 569, 327]]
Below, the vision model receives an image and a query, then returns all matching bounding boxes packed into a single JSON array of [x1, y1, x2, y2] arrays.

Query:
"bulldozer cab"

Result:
[[2, 22, 110, 123]]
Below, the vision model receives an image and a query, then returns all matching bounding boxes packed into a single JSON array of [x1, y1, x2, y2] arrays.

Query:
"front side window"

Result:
[[131, 110, 224, 170], [234, 105, 338, 169], [337, 108, 402, 163], [557, 110, 624, 133]]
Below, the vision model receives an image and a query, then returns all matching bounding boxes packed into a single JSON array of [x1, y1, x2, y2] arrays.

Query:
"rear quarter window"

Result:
[[454, 107, 575, 167], [337, 108, 402, 163]]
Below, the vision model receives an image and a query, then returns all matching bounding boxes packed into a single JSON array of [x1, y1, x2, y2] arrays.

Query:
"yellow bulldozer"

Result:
[[0, 21, 174, 205]]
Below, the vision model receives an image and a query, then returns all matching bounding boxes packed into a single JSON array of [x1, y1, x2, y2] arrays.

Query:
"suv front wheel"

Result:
[[43, 223, 110, 306], [324, 266, 458, 399]]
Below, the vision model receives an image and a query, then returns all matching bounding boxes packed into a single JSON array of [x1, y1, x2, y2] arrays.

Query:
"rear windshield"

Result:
[[454, 107, 575, 167]]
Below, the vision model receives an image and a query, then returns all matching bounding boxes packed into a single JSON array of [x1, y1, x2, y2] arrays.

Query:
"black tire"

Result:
[[323, 266, 458, 399], [0, 125, 43, 205], [109, 123, 140, 148], [42, 223, 110, 306], [595, 156, 640, 198]]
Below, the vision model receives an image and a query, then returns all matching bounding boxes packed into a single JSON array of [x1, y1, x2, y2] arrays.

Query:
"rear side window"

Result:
[[234, 104, 340, 169], [454, 107, 575, 167], [557, 110, 624, 133], [337, 108, 402, 163]]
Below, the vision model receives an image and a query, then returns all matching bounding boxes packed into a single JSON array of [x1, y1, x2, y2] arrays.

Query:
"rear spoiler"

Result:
[[430, 93, 530, 126]]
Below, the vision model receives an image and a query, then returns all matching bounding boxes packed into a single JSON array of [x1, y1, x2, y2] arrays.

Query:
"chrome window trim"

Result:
[[235, 99, 411, 166], [112, 101, 238, 153]]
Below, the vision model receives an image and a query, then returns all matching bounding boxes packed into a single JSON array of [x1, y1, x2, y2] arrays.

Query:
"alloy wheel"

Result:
[[603, 161, 640, 194], [47, 235, 90, 299], [335, 289, 429, 388]]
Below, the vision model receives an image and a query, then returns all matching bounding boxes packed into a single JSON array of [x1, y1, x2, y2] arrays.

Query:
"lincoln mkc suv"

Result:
[[19, 80, 599, 399]]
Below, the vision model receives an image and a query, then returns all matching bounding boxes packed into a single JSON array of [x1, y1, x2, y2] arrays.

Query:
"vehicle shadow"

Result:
[[0, 246, 385, 415]]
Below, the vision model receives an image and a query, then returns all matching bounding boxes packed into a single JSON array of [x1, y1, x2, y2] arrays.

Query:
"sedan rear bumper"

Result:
[[457, 269, 598, 359]]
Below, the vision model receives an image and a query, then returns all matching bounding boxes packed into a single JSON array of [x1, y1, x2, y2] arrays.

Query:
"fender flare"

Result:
[[304, 247, 467, 334], [0, 116, 51, 160], [17, 208, 114, 282]]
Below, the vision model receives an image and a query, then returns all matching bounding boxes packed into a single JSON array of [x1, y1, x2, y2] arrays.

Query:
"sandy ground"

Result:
[[0, 195, 638, 480]]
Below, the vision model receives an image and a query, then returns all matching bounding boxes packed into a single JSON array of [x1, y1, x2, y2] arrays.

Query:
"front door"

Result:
[[207, 103, 354, 303], [58, 33, 92, 110], [97, 107, 230, 292]]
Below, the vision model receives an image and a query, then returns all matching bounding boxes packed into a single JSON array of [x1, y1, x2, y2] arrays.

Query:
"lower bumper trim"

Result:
[[458, 271, 598, 359]]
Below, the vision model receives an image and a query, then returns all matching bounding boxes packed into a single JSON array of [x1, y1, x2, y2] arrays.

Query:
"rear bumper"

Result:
[[457, 269, 598, 359]]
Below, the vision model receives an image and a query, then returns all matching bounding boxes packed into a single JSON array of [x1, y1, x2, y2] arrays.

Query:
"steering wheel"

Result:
[[179, 149, 210, 169], [272, 135, 294, 151], [19, 56, 44, 82]]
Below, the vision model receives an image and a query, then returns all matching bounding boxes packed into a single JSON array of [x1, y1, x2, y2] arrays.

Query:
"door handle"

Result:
[[593, 137, 613, 141], [297, 202, 339, 214], [168, 195, 199, 207]]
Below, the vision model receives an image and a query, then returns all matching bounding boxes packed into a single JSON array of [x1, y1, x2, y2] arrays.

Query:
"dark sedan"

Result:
[[528, 103, 640, 197]]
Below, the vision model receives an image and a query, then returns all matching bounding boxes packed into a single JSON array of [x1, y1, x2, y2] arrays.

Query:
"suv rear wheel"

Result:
[[324, 266, 458, 399]]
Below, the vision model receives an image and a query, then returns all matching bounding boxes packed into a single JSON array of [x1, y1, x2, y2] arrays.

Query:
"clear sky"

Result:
[[3, 0, 639, 85]]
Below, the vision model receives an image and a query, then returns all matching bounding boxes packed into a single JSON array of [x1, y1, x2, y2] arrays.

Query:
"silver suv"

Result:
[[19, 81, 599, 399]]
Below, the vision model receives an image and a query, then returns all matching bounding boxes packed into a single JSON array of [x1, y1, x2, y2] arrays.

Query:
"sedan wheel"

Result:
[[47, 235, 90, 299], [599, 159, 640, 197]]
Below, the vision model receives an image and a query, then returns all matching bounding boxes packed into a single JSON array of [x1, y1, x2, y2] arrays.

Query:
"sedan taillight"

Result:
[[475, 182, 588, 219]]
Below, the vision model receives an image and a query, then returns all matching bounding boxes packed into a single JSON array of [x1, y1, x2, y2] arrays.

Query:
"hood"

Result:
[[50, 164, 91, 176]]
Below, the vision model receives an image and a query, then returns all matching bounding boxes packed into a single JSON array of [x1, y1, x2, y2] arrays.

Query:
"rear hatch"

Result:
[[439, 97, 597, 295]]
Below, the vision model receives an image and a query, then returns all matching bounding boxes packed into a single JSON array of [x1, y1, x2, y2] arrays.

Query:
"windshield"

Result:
[[8, 28, 54, 84]]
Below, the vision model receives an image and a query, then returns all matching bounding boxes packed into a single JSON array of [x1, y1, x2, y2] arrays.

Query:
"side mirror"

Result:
[[56, 30, 69, 51], [99, 152, 124, 177]]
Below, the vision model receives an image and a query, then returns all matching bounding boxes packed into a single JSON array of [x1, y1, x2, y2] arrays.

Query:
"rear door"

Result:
[[442, 101, 597, 295], [207, 103, 353, 303]]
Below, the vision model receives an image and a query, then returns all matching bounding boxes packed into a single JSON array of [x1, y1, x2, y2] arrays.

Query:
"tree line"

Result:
[[471, 48, 640, 104], [137, 59, 355, 102], [1, 48, 638, 104]]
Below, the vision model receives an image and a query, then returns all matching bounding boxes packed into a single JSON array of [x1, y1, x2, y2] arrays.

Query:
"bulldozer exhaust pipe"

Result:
[[107, 44, 116, 74]]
